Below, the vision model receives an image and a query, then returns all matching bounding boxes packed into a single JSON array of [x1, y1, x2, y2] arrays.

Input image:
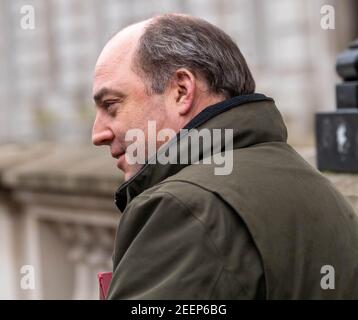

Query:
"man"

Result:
[[92, 14, 358, 299]]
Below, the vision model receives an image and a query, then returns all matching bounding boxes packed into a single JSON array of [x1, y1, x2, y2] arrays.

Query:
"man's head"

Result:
[[92, 14, 255, 180]]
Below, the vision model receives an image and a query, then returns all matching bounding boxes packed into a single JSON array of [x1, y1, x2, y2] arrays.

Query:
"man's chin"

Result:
[[122, 164, 144, 182], [124, 171, 133, 181]]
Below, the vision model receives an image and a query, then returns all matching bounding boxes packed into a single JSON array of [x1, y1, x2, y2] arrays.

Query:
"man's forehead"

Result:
[[93, 19, 152, 97], [95, 19, 151, 70]]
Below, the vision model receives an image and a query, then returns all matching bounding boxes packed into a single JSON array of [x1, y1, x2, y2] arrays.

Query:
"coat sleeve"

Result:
[[107, 189, 265, 300]]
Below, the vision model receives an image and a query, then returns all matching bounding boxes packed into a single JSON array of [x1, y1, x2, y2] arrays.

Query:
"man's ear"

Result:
[[171, 68, 196, 115]]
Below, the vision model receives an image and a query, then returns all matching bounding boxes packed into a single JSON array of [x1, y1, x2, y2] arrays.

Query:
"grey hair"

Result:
[[132, 14, 255, 98]]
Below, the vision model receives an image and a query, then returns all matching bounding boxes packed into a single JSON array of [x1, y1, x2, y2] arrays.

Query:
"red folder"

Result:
[[98, 272, 112, 300]]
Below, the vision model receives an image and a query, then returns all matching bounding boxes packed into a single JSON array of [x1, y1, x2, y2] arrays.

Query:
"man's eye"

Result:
[[103, 101, 116, 110]]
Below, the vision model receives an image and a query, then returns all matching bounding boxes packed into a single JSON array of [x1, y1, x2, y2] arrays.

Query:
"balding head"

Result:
[[94, 19, 151, 80]]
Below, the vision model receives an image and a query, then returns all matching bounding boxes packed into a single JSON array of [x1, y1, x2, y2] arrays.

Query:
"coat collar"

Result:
[[114, 93, 286, 212]]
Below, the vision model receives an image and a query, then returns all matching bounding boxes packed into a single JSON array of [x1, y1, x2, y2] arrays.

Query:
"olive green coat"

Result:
[[108, 94, 358, 299]]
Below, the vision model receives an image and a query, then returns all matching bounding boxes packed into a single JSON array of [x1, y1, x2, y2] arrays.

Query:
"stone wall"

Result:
[[0, 144, 122, 299]]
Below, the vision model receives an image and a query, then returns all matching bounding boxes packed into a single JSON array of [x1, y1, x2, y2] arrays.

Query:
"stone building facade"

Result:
[[0, 0, 357, 145], [0, 0, 358, 299]]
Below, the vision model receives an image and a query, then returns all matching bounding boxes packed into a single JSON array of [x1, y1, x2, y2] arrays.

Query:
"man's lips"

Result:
[[111, 150, 125, 159], [112, 152, 125, 169]]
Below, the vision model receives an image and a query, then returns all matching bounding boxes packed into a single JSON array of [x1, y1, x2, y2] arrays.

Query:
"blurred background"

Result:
[[0, 0, 357, 299]]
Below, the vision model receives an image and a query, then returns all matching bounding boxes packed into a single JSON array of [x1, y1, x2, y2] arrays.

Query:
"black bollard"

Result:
[[315, 38, 358, 172], [336, 39, 358, 108]]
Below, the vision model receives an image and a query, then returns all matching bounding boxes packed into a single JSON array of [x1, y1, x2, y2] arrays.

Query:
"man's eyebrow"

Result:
[[93, 88, 126, 104]]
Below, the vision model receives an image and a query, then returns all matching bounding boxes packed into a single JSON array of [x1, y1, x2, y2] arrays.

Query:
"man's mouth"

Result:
[[119, 154, 127, 169], [112, 152, 125, 170], [111, 151, 125, 169]]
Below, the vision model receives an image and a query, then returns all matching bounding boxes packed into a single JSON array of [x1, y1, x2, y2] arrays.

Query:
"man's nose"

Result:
[[92, 115, 114, 146]]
